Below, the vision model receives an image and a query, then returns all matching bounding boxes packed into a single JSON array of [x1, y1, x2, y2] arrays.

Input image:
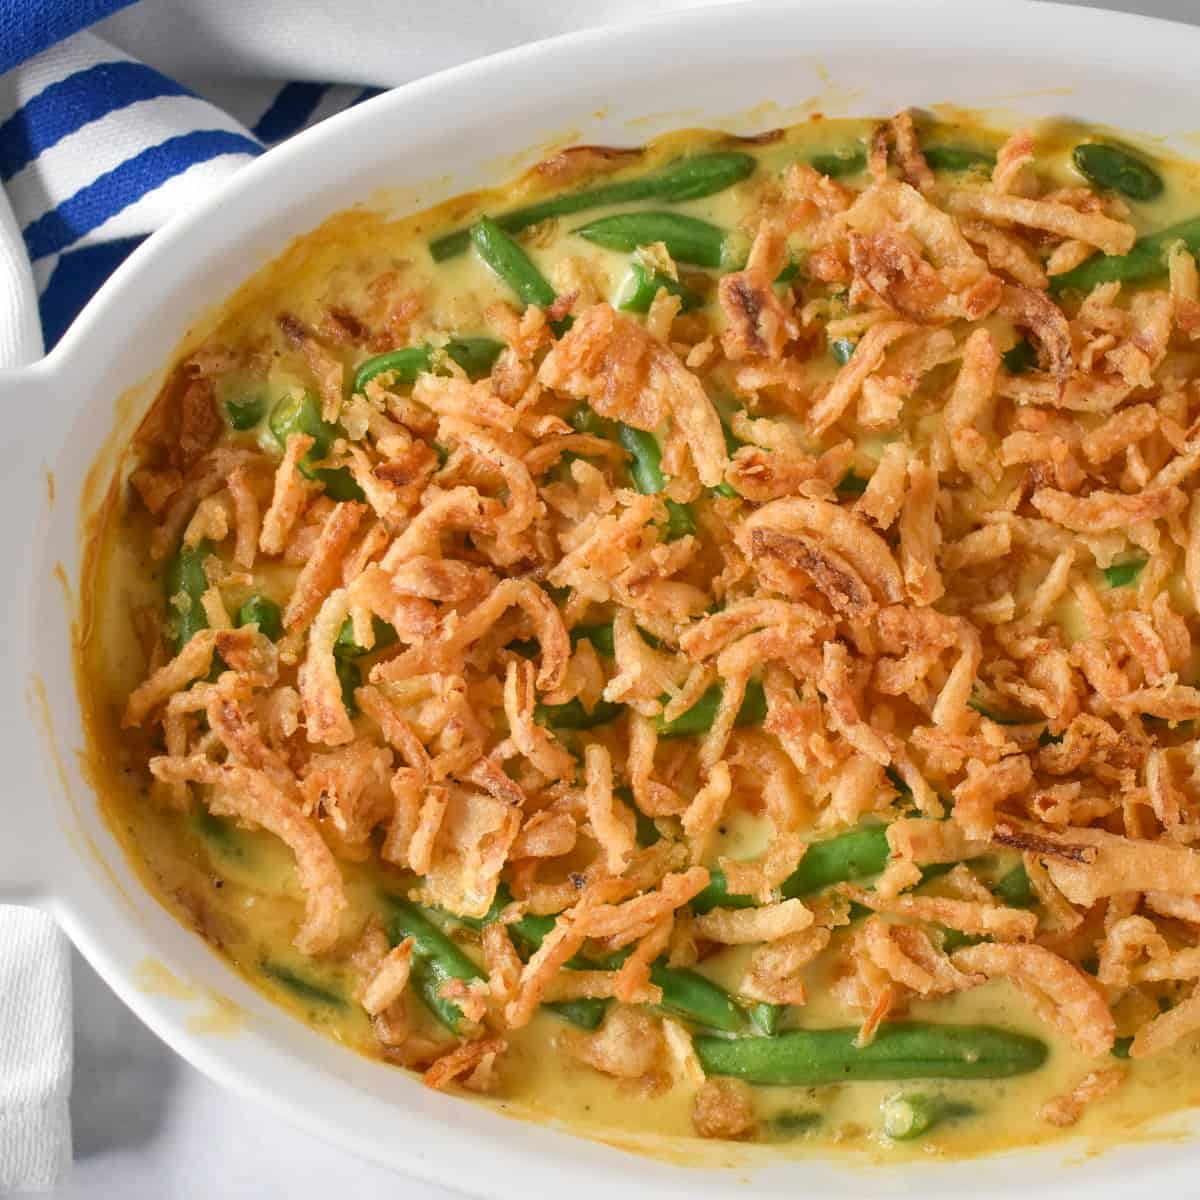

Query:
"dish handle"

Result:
[[0, 361, 59, 902]]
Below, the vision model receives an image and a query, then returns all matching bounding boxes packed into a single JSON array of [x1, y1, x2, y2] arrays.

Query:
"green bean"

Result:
[[691, 823, 890, 914], [193, 808, 253, 865], [939, 928, 984, 954], [566, 402, 617, 439], [1104, 558, 1147, 588], [267, 390, 364, 500], [352, 336, 505, 395], [1073, 142, 1163, 203], [224, 391, 267, 430], [335, 615, 398, 658], [260, 962, 346, 1010], [993, 864, 1036, 908], [534, 697, 625, 730], [829, 337, 856, 366], [469, 886, 744, 1032], [881, 1092, 975, 1139], [1052, 213, 1200, 293], [1002, 338, 1038, 374], [809, 148, 866, 178], [967, 691, 1040, 726], [750, 1002, 783, 1037], [766, 1110, 822, 1137], [574, 211, 727, 269], [617, 261, 703, 313], [429, 151, 756, 260], [235, 594, 283, 642], [656, 678, 767, 739], [614, 424, 697, 539], [922, 146, 996, 173], [694, 1023, 1048, 1086], [165, 539, 213, 653], [471, 216, 558, 308], [546, 999, 610, 1030], [335, 657, 361, 717], [1112, 1036, 1133, 1059], [571, 622, 616, 657], [384, 898, 484, 1033], [646, 962, 745, 1032], [634, 808, 661, 848], [313, 467, 365, 502], [836, 468, 869, 496], [269, 389, 336, 461], [618, 425, 668, 493]]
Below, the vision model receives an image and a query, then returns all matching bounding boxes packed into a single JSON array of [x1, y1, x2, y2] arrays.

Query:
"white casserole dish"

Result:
[[4, 1, 1200, 1193]]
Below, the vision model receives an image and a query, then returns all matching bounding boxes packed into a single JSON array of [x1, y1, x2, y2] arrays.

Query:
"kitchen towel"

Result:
[[0, 907, 72, 1192]]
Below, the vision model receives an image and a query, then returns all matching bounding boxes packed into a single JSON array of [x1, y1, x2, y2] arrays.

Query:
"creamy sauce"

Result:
[[78, 112, 1200, 1161]]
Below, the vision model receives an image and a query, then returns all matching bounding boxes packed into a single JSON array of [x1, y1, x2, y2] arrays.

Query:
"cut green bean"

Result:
[[695, 1024, 1048, 1086], [691, 823, 890, 914], [993, 864, 1036, 908], [335, 614, 398, 658], [922, 146, 995, 173], [829, 337, 856, 366], [468, 885, 744, 1032], [617, 261, 702, 313], [430, 151, 756, 260], [384, 898, 484, 1033], [224, 391, 267, 430], [269, 390, 336, 462], [1112, 1036, 1133, 1059], [836, 468, 869, 496], [881, 1092, 975, 1140], [750, 1003, 783, 1037], [571, 622, 616, 657], [1073, 142, 1163, 203], [809, 148, 866, 178], [1104, 558, 1147, 588], [614, 424, 696, 539], [165, 539, 213, 653], [235, 594, 283, 642], [471, 216, 557, 308], [313, 467, 365, 502], [1002, 338, 1038, 374], [534, 697, 625, 730], [335, 657, 361, 716], [656, 679, 767, 739], [618, 425, 667, 493], [193, 808, 253, 864], [767, 1110, 822, 1137], [1052, 213, 1200, 293], [260, 961, 346, 1010], [574, 211, 727, 268], [546, 999, 610, 1030], [352, 336, 505, 394], [967, 690, 1040, 726]]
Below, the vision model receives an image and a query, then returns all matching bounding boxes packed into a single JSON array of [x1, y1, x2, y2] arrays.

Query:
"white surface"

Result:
[[8, 1, 1200, 1198], [16, 951, 461, 1200]]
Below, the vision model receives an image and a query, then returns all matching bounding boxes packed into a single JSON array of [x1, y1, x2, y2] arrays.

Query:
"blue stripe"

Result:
[[351, 86, 384, 107], [0, 61, 193, 182], [251, 82, 330, 144], [23, 128, 261, 260], [39, 234, 145, 349], [0, 0, 138, 74]]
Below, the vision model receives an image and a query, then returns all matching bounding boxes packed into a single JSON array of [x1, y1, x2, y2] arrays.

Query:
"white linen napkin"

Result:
[[0, 907, 72, 1192]]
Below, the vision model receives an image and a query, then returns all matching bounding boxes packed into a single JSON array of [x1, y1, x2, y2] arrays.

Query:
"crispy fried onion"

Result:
[[149, 757, 347, 953]]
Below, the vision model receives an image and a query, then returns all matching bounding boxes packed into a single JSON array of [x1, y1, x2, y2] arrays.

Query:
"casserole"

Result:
[[6, 1, 1200, 1192]]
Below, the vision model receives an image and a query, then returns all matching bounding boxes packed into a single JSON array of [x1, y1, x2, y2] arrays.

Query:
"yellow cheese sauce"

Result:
[[79, 111, 1200, 1162]]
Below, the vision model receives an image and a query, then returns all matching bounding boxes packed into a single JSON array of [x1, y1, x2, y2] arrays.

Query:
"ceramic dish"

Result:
[[6, 1, 1200, 1194]]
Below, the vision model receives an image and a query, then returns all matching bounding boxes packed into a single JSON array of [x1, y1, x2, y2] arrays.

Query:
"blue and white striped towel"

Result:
[[0, 0, 729, 1186]]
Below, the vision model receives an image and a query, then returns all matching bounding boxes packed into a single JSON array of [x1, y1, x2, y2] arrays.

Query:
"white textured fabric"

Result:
[[0, 907, 72, 1192]]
